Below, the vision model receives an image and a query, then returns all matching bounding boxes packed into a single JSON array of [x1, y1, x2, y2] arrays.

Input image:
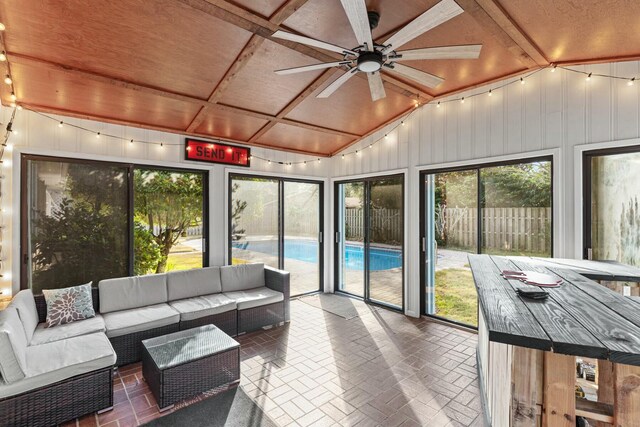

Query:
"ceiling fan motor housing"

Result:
[[358, 50, 384, 72]]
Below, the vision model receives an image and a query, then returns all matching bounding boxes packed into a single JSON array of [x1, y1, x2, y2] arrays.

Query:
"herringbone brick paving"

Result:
[[62, 297, 484, 426]]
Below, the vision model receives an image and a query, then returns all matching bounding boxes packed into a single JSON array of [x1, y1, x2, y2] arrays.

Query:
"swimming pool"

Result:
[[232, 239, 402, 270]]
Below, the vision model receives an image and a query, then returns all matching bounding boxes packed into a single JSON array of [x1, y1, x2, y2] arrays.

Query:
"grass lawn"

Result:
[[166, 252, 203, 271], [435, 268, 478, 326]]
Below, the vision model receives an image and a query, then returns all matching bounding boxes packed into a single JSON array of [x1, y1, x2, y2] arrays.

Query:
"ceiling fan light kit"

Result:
[[273, 0, 482, 102]]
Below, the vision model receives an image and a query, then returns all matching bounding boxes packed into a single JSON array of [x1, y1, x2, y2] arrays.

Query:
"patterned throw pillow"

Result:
[[42, 283, 95, 328]]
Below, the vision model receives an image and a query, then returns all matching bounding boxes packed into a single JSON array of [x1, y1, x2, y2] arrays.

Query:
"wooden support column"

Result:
[[613, 363, 640, 427], [596, 360, 615, 427], [511, 347, 543, 426], [543, 353, 575, 427]]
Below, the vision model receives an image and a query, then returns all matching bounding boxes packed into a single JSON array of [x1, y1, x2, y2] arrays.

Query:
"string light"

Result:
[[488, 89, 492, 96], [0, 23, 5, 31], [384, 134, 388, 139], [3, 75, 11, 85], [437, 101, 441, 108], [317, 158, 321, 163], [520, 77, 525, 85], [341, 154, 345, 160], [401, 121, 405, 126], [0, 51, 5, 62], [9, 92, 15, 101], [586, 72, 592, 81], [58, 121, 63, 128], [95, 132, 100, 138], [629, 78, 635, 86], [460, 97, 465, 104], [369, 144, 373, 149], [130, 139, 134, 144], [550, 64, 557, 72]]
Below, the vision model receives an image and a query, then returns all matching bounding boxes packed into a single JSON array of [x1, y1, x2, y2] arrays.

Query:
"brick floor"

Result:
[[61, 297, 484, 427]]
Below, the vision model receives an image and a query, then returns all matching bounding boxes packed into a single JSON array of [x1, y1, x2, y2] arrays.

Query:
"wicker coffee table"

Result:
[[141, 324, 240, 410]]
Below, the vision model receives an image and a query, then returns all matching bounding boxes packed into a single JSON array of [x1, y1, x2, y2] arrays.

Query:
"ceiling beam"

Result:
[[9, 52, 357, 138], [456, 0, 547, 67], [21, 102, 331, 157], [175, 0, 432, 100], [186, 0, 308, 133]]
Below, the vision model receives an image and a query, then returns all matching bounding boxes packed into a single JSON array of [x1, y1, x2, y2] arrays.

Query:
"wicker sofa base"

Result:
[[179, 310, 238, 337], [238, 301, 285, 334], [110, 323, 180, 366], [0, 367, 114, 427]]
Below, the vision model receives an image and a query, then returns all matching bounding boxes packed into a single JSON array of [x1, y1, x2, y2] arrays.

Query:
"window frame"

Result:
[[20, 154, 210, 291], [419, 155, 554, 327], [227, 172, 325, 296]]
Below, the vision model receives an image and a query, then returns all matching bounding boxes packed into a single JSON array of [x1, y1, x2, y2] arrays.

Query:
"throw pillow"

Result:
[[42, 283, 95, 328]]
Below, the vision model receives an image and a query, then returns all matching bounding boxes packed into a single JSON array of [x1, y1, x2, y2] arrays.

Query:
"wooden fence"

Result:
[[345, 208, 403, 243], [442, 207, 551, 253]]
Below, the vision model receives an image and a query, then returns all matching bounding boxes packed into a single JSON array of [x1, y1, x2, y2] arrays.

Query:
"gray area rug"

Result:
[[298, 293, 380, 320], [142, 387, 276, 427]]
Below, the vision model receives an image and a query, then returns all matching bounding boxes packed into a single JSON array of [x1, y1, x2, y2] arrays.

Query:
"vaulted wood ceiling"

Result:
[[1, 0, 639, 156]]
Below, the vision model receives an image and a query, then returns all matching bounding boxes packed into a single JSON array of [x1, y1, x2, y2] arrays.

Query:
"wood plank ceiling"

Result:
[[1, 0, 639, 156]]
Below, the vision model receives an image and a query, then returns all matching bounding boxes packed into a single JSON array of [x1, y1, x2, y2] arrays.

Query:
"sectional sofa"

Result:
[[0, 263, 289, 427]]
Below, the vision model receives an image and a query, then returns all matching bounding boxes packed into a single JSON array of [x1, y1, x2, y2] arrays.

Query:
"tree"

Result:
[[31, 163, 129, 293], [230, 182, 248, 240], [134, 169, 203, 273]]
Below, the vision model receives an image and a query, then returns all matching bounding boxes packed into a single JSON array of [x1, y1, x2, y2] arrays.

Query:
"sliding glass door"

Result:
[[421, 158, 552, 327], [229, 174, 323, 296], [21, 155, 209, 292], [335, 175, 404, 310], [584, 146, 640, 265]]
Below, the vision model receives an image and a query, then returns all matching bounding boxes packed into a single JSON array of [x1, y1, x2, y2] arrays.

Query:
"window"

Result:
[[21, 155, 208, 292], [229, 174, 323, 296], [335, 175, 404, 310], [421, 157, 552, 327]]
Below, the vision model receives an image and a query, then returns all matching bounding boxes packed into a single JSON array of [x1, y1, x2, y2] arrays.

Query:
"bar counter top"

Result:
[[469, 254, 640, 366]]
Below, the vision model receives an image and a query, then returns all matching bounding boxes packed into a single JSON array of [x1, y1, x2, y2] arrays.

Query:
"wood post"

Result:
[[613, 363, 640, 427], [511, 347, 543, 426], [543, 352, 576, 427], [596, 360, 614, 427]]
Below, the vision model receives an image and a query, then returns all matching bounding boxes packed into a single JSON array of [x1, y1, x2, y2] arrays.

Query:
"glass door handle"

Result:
[[335, 232, 341, 243], [421, 237, 426, 252], [319, 232, 323, 243]]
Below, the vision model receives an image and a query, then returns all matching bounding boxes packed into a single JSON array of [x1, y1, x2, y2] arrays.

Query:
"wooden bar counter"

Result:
[[469, 255, 640, 427]]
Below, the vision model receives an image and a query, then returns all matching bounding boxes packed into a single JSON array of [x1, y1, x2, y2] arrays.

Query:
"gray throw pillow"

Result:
[[42, 283, 95, 328]]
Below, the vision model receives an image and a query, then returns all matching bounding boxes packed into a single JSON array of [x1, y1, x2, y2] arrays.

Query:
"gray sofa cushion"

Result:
[[0, 332, 116, 399], [99, 274, 167, 313], [223, 287, 283, 310], [30, 315, 106, 346], [221, 263, 265, 292], [102, 303, 179, 338], [166, 267, 222, 301], [11, 290, 39, 343], [169, 294, 236, 322], [0, 307, 28, 384]]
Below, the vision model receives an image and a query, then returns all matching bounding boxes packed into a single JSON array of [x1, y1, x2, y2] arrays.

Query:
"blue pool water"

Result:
[[232, 239, 401, 271]]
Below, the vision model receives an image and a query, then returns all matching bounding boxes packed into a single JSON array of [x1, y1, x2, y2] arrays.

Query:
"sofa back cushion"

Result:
[[166, 267, 222, 301], [99, 274, 167, 313], [0, 307, 27, 384], [11, 289, 39, 343], [221, 263, 265, 292]]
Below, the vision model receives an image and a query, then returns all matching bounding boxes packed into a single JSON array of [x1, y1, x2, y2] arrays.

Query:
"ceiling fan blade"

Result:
[[386, 63, 444, 88], [272, 30, 356, 56], [275, 61, 352, 75], [367, 72, 386, 101], [382, 0, 463, 54], [340, 0, 374, 51], [392, 44, 482, 61], [317, 68, 358, 98]]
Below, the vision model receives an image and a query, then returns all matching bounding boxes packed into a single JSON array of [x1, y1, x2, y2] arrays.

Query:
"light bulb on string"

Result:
[[58, 121, 63, 128], [9, 92, 16, 102], [628, 78, 636, 86], [0, 51, 6, 62], [460, 97, 465, 104], [401, 121, 405, 126], [130, 139, 134, 144], [0, 23, 5, 31], [586, 72, 592, 81], [520, 77, 525, 85], [3, 75, 11, 85], [369, 144, 373, 149], [550, 64, 557, 73], [437, 101, 441, 108], [488, 89, 492, 97], [96, 132, 101, 139]]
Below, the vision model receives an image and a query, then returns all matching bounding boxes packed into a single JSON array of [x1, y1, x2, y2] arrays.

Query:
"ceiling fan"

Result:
[[273, 0, 481, 101]]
